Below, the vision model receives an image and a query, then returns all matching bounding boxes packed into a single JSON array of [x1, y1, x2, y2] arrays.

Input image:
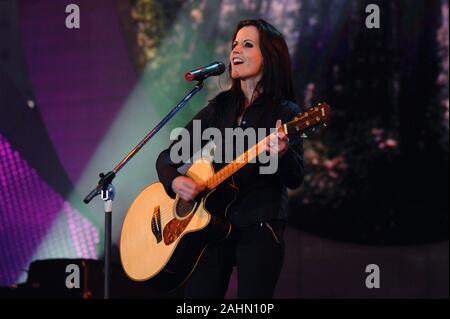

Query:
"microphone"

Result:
[[184, 61, 226, 82]]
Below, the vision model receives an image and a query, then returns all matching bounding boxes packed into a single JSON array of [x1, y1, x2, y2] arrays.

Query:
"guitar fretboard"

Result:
[[204, 129, 281, 189], [201, 103, 329, 190]]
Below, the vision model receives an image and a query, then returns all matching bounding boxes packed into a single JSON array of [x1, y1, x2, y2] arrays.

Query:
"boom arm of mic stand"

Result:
[[83, 81, 204, 204]]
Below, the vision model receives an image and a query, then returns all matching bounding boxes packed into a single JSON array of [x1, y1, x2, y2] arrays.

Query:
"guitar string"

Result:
[[150, 122, 319, 224], [154, 134, 276, 223], [134, 108, 329, 238], [152, 127, 306, 224]]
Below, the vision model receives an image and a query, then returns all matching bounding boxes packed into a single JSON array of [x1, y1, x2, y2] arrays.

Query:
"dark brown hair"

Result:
[[230, 19, 295, 109], [211, 19, 296, 126]]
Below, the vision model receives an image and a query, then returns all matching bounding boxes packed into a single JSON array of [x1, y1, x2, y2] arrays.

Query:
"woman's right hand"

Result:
[[171, 176, 205, 202]]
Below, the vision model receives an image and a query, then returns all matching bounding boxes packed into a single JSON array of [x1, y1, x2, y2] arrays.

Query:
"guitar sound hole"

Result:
[[175, 199, 196, 218]]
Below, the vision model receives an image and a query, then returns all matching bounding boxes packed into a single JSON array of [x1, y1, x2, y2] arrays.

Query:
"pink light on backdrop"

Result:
[[0, 134, 99, 286]]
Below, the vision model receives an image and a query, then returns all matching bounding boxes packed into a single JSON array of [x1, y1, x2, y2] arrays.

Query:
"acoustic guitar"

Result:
[[120, 102, 330, 291]]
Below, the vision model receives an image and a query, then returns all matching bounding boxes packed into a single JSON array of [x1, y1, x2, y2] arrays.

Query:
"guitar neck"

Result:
[[203, 102, 330, 190], [204, 127, 284, 189]]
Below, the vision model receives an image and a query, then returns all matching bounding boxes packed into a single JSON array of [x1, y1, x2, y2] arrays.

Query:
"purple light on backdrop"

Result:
[[0, 134, 99, 286], [66, 201, 99, 258], [18, 0, 136, 184]]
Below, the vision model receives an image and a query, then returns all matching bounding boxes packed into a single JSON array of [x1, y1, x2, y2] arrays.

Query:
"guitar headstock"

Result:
[[283, 102, 330, 136]]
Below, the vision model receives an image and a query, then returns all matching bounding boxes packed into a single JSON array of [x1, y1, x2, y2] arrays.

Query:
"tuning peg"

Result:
[[300, 133, 308, 139], [323, 123, 327, 127]]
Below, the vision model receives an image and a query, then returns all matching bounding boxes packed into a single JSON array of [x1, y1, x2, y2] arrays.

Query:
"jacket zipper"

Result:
[[262, 222, 280, 244]]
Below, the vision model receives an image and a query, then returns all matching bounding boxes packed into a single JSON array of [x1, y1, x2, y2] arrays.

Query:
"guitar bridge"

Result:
[[151, 205, 162, 243]]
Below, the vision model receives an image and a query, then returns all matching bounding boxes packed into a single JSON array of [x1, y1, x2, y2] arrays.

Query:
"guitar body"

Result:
[[120, 159, 235, 291]]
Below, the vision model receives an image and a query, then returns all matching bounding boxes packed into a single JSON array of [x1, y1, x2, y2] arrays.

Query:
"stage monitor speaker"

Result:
[[1, 259, 183, 299]]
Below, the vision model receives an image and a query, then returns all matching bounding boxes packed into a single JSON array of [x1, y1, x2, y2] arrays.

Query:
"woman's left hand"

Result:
[[266, 119, 289, 157]]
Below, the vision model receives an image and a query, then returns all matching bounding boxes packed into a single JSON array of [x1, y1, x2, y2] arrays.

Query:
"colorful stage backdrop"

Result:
[[0, 0, 448, 297]]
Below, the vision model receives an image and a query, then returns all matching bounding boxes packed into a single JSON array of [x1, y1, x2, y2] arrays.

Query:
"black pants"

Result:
[[183, 220, 285, 299]]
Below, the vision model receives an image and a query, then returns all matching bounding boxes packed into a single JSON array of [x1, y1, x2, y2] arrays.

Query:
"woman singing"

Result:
[[156, 19, 304, 298]]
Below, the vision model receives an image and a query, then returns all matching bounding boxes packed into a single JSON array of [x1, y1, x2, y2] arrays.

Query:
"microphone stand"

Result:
[[83, 81, 204, 299]]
